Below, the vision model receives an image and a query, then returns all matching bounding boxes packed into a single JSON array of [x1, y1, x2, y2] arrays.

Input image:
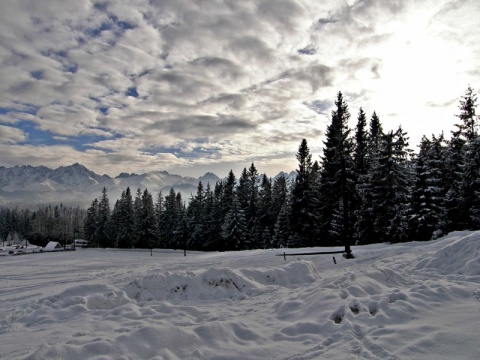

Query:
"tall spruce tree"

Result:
[[187, 181, 206, 250], [410, 135, 448, 240], [162, 188, 181, 249], [354, 108, 368, 176], [446, 87, 479, 230], [155, 191, 166, 248], [136, 189, 157, 248], [115, 187, 134, 248], [272, 174, 291, 248], [319, 92, 355, 246], [222, 197, 247, 250], [455, 86, 478, 141], [365, 129, 412, 243], [258, 174, 274, 247], [97, 187, 111, 248], [461, 137, 480, 229], [290, 139, 317, 246]]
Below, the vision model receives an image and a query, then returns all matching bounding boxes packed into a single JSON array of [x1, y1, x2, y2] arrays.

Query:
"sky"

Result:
[[0, 0, 479, 178]]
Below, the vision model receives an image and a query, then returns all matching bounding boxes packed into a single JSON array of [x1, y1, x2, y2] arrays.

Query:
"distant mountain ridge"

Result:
[[0, 164, 222, 207], [0, 164, 296, 207]]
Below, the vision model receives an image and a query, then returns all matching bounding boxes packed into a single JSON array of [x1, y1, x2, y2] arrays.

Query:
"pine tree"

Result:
[[364, 129, 412, 243], [222, 170, 236, 219], [355, 112, 385, 244], [97, 187, 111, 248], [455, 86, 478, 142], [187, 181, 206, 250], [155, 191, 165, 248], [445, 87, 479, 230], [290, 139, 317, 247], [410, 135, 448, 240], [271, 174, 290, 248], [258, 174, 274, 247], [162, 188, 180, 249], [445, 130, 465, 230], [461, 137, 480, 229], [319, 92, 355, 246], [132, 188, 143, 247], [273, 199, 292, 248], [235, 164, 260, 249], [175, 209, 190, 254], [354, 108, 368, 176], [222, 197, 247, 250], [136, 189, 157, 249], [115, 187, 135, 248], [201, 183, 219, 250]]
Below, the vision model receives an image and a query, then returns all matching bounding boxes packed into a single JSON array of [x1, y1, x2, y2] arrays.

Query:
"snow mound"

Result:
[[1, 284, 131, 331], [415, 231, 480, 276], [123, 261, 319, 301]]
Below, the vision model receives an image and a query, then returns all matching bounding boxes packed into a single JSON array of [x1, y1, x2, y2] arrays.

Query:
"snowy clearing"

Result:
[[1, 231, 480, 359]]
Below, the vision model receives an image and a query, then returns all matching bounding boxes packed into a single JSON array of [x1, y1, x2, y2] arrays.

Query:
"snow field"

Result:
[[1, 232, 479, 359]]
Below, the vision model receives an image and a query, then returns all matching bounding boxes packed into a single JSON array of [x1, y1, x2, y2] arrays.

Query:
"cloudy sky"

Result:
[[0, 0, 479, 178]]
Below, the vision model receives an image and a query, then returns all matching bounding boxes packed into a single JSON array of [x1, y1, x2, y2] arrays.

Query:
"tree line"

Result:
[[82, 87, 479, 251], [0, 204, 85, 247], [1, 87, 478, 250]]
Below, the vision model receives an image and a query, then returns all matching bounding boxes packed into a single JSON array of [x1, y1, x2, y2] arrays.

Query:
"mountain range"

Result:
[[0, 163, 295, 208]]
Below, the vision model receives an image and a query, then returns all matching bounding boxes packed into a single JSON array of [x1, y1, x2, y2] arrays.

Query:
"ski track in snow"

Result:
[[1, 231, 480, 359]]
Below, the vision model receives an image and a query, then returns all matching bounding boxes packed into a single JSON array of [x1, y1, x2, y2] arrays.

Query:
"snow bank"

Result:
[[1, 233, 480, 359], [123, 260, 319, 302], [415, 230, 480, 276]]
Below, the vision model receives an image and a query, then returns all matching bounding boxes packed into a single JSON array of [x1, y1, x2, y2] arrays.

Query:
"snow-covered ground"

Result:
[[1, 232, 479, 359]]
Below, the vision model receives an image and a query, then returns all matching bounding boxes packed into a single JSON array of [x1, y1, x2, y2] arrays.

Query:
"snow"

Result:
[[1, 232, 480, 359]]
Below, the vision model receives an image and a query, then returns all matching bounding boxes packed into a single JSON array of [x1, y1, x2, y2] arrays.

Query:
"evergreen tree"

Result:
[[136, 189, 157, 248], [461, 137, 480, 229], [368, 111, 383, 152], [445, 87, 479, 230], [273, 199, 292, 248], [97, 187, 111, 248], [84, 199, 98, 246], [364, 129, 412, 243], [132, 188, 143, 247], [410, 135, 448, 240], [201, 183, 219, 250], [354, 108, 368, 176], [221, 197, 247, 250], [445, 129, 465, 230], [235, 164, 260, 249], [175, 208, 190, 254], [319, 92, 355, 246], [355, 112, 385, 244], [204, 181, 225, 251], [187, 181, 206, 250], [454, 86, 478, 142], [222, 170, 236, 218], [258, 174, 274, 247], [115, 187, 135, 248], [271, 174, 291, 248], [155, 191, 165, 248], [162, 188, 181, 249], [290, 139, 318, 247]]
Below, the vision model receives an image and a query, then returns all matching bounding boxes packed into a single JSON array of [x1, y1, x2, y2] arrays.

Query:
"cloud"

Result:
[[0, 125, 27, 144], [0, 0, 479, 177]]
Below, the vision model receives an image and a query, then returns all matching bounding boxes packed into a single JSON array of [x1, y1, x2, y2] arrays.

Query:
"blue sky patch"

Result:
[[126, 87, 139, 97], [15, 120, 121, 152], [31, 70, 43, 80]]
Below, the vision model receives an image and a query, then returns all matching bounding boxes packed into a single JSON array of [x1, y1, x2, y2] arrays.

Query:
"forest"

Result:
[[1, 87, 479, 250]]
